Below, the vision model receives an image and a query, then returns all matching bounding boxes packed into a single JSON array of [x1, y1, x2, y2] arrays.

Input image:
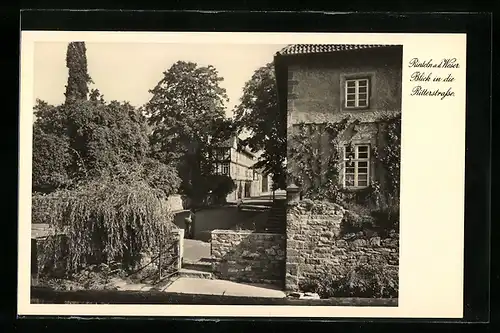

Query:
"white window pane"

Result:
[[347, 87, 356, 93], [359, 86, 367, 93], [358, 180, 368, 187], [358, 146, 368, 152], [358, 161, 368, 168], [345, 167, 355, 174], [359, 93, 367, 100], [358, 152, 368, 158], [358, 80, 368, 87], [358, 167, 368, 174], [346, 100, 355, 107], [358, 174, 368, 181], [346, 81, 356, 87]]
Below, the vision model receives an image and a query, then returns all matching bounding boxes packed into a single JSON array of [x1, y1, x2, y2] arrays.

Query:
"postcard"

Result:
[[19, 31, 466, 318]]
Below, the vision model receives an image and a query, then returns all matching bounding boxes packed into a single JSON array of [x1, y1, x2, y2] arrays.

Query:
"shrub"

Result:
[[32, 127, 73, 193], [186, 174, 236, 206], [371, 206, 400, 234], [32, 172, 175, 276], [300, 264, 398, 299]]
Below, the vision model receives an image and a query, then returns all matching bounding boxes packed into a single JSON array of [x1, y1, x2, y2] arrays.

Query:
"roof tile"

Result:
[[277, 44, 395, 56]]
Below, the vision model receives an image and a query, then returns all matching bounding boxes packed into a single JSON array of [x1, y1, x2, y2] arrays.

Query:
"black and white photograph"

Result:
[[18, 31, 467, 318]]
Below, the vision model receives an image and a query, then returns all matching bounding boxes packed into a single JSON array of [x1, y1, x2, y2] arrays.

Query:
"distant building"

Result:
[[211, 136, 272, 201]]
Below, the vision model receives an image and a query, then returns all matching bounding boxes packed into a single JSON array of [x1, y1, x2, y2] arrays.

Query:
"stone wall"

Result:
[[285, 200, 399, 291], [211, 230, 286, 286]]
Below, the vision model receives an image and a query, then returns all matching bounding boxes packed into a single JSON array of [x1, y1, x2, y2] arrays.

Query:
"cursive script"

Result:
[[410, 86, 455, 100], [408, 58, 460, 69]]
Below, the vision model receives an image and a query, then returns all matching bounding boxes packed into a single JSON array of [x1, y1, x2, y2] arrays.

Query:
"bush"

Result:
[[299, 264, 398, 299], [32, 127, 73, 193], [32, 173, 175, 276], [186, 174, 236, 206], [371, 206, 400, 233]]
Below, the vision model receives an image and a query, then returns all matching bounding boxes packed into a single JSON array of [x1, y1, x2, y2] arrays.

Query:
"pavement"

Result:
[[182, 239, 210, 263], [164, 277, 286, 298]]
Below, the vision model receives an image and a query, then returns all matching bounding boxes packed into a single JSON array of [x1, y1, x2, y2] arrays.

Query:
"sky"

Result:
[[33, 42, 287, 118]]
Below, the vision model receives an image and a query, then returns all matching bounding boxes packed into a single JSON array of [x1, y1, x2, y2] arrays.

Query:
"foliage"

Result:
[[32, 126, 73, 193], [145, 61, 233, 198], [33, 99, 69, 137], [373, 115, 402, 208], [299, 264, 399, 299], [64, 99, 151, 180], [287, 117, 353, 204], [234, 63, 286, 190], [32, 172, 175, 275], [141, 158, 181, 197], [203, 175, 237, 204], [65, 42, 93, 102], [292, 198, 345, 215], [288, 115, 401, 211], [32, 97, 175, 194]]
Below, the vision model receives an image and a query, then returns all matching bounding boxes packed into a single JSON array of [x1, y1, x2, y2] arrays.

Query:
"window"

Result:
[[213, 162, 230, 176], [343, 144, 370, 188], [222, 163, 230, 175], [345, 78, 369, 108]]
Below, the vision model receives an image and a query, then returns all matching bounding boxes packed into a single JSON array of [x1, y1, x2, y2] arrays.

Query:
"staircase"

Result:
[[263, 199, 286, 233], [179, 258, 214, 279]]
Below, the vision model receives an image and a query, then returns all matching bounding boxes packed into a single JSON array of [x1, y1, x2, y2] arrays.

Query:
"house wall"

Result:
[[287, 47, 403, 127], [285, 200, 399, 291], [211, 230, 286, 286], [285, 47, 402, 193]]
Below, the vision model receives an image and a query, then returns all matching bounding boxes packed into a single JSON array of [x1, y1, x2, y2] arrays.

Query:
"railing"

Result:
[[125, 235, 182, 288]]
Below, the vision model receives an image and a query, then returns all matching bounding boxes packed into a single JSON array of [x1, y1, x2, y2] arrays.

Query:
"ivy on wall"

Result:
[[288, 114, 401, 216]]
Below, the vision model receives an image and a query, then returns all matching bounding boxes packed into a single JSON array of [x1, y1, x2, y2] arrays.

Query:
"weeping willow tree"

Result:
[[32, 167, 175, 276]]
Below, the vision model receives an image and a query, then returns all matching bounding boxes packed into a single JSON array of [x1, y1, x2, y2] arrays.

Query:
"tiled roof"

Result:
[[277, 44, 393, 56]]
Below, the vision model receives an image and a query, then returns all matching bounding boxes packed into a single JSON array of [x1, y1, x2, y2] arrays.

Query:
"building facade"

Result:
[[212, 136, 272, 202], [275, 44, 402, 202]]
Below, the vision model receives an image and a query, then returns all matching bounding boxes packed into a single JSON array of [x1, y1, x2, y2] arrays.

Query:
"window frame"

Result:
[[344, 78, 370, 109], [343, 143, 371, 189]]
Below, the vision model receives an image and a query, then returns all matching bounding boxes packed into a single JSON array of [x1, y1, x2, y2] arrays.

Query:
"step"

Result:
[[179, 268, 213, 279], [182, 262, 213, 273]]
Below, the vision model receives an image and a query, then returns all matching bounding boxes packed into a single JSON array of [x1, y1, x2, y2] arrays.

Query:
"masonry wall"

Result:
[[285, 201, 399, 291], [211, 230, 286, 286]]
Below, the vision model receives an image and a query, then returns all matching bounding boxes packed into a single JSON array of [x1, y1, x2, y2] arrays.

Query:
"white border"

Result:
[[19, 31, 466, 318]]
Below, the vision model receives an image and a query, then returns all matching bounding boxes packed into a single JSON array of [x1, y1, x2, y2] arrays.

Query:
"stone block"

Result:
[[286, 263, 298, 275]]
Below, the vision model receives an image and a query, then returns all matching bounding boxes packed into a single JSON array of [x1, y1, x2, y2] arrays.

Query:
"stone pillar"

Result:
[[285, 183, 301, 291]]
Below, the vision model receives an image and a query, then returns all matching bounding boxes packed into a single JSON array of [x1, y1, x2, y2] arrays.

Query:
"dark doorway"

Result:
[[238, 181, 243, 199], [262, 175, 269, 193], [244, 181, 252, 198]]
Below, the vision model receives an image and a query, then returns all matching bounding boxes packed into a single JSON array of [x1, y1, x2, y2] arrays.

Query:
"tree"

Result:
[[65, 99, 151, 179], [145, 61, 233, 200], [64, 42, 93, 103], [234, 62, 286, 190], [32, 126, 72, 193]]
